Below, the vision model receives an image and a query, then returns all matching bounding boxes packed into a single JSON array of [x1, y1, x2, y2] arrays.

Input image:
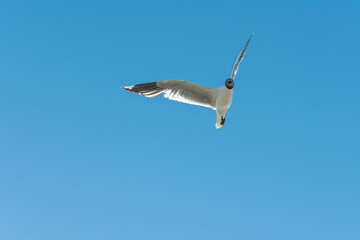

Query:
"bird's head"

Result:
[[225, 78, 234, 89]]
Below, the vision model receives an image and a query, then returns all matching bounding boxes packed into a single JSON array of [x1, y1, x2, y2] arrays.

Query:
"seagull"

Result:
[[122, 33, 253, 129]]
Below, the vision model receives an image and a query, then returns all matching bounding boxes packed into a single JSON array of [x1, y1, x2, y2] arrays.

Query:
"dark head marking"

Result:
[[225, 78, 234, 89]]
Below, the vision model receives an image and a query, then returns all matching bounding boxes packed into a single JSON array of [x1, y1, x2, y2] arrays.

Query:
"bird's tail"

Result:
[[215, 113, 226, 129]]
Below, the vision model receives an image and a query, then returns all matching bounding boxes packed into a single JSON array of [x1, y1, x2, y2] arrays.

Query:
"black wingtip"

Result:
[[121, 82, 164, 97], [249, 32, 253, 40]]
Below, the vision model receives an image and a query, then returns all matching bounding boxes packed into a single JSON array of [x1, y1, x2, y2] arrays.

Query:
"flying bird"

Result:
[[122, 33, 253, 129]]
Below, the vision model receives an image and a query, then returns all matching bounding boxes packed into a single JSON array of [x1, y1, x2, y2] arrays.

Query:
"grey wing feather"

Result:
[[229, 33, 253, 80], [122, 80, 218, 109]]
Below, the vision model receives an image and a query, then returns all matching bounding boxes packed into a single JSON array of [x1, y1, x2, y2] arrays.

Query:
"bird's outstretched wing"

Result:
[[122, 80, 218, 109], [229, 33, 253, 80]]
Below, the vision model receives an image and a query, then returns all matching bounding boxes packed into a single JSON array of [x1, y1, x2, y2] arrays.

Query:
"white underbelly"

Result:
[[216, 88, 233, 113]]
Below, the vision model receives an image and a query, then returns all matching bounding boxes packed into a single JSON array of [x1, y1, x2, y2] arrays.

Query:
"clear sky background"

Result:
[[1, 1, 359, 240]]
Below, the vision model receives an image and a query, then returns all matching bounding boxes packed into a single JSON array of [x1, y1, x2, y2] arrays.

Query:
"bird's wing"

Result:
[[229, 33, 253, 80], [122, 80, 218, 109]]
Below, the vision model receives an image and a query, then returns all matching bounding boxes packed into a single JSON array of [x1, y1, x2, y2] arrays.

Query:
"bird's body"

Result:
[[215, 86, 233, 128], [122, 33, 252, 129]]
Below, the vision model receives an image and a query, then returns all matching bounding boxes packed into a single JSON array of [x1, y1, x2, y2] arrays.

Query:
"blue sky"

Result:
[[1, 1, 359, 239]]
